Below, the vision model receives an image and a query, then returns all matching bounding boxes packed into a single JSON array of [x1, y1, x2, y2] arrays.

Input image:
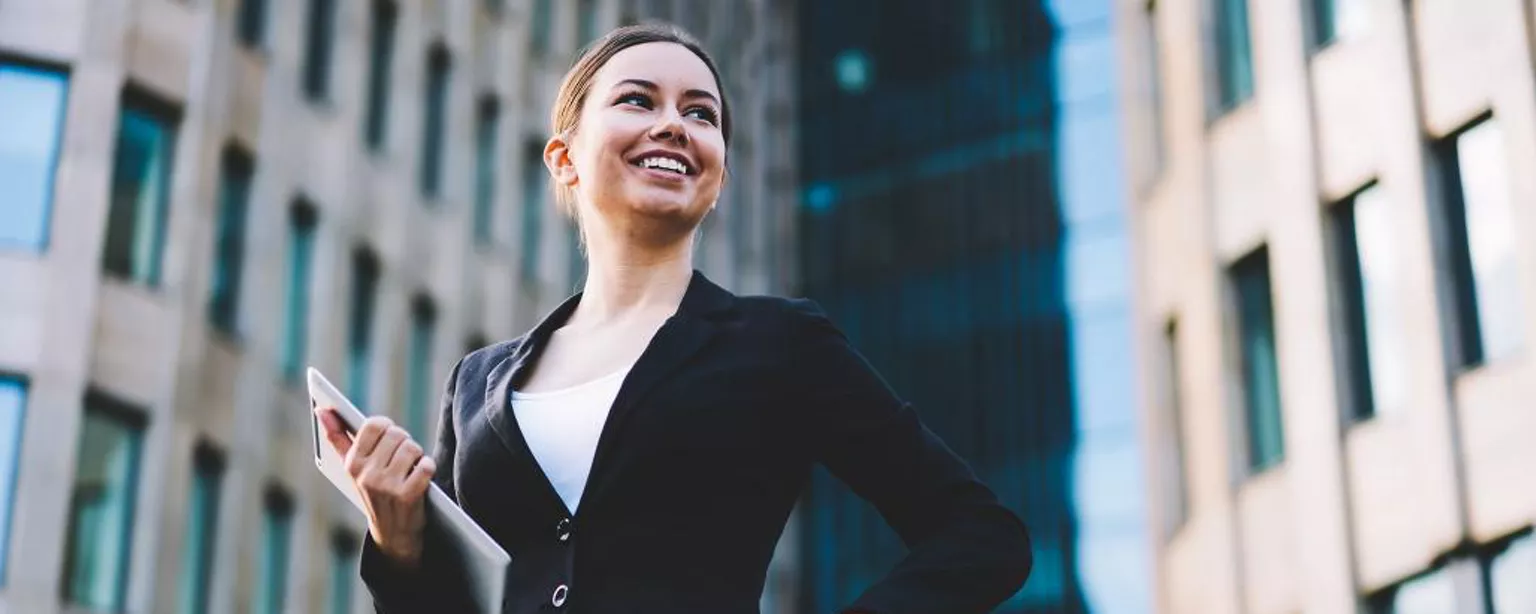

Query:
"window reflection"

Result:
[[103, 102, 177, 286], [0, 380, 25, 585], [1454, 118, 1524, 363], [1232, 248, 1284, 472], [63, 403, 145, 611], [178, 446, 223, 614], [255, 488, 293, 614], [1491, 534, 1536, 613], [0, 63, 68, 252]]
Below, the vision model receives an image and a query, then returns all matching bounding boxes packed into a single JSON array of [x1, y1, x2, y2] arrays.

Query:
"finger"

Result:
[[317, 408, 353, 457], [404, 456, 436, 495], [352, 417, 394, 458], [385, 439, 424, 475], [369, 427, 408, 473]]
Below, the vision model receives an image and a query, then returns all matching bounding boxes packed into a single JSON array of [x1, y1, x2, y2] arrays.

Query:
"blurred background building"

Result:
[[1118, 0, 1536, 612], [0, 0, 1159, 612]]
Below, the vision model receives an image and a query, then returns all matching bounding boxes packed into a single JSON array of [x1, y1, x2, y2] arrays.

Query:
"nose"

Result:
[[647, 108, 688, 146]]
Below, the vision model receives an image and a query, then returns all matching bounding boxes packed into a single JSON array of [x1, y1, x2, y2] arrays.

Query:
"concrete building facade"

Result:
[[1116, 0, 1536, 612], [0, 0, 795, 612]]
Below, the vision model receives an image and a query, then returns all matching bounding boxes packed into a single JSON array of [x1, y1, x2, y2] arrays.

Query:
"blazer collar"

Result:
[[483, 270, 735, 516]]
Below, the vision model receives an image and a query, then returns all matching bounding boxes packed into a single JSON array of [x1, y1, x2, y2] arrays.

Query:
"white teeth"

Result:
[[639, 156, 688, 175]]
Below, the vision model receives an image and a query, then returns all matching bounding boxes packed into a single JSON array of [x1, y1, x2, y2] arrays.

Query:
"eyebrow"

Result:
[[614, 78, 720, 106]]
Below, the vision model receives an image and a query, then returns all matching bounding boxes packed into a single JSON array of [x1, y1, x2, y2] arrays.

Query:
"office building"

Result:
[[1118, 0, 1536, 611], [794, 1, 1150, 612], [0, 0, 793, 611]]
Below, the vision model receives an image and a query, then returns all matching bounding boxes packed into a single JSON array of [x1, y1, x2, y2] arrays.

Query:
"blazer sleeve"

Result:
[[790, 300, 1032, 614], [359, 357, 481, 613]]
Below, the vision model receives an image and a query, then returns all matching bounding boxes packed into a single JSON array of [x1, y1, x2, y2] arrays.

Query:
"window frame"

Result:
[[209, 145, 255, 338], [62, 392, 148, 612], [281, 200, 319, 382], [363, 0, 398, 152], [1228, 246, 1286, 475], [1207, 0, 1255, 118], [102, 85, 182, 287], [0, 57, 70, 254]]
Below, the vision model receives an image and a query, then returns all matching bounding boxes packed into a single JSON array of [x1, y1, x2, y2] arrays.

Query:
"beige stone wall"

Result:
[[0, 0, 796, 612], [1117, 0, 1536, 612]]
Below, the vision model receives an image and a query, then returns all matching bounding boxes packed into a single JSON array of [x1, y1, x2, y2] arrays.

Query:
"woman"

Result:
[[317, 23, 1031, 614]]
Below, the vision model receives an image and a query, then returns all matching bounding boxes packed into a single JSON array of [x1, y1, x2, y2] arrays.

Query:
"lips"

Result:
[[628, 149, 694, 176]]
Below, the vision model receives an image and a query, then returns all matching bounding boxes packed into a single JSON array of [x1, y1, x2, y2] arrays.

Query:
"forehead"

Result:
[[592, 42, 720, 97]]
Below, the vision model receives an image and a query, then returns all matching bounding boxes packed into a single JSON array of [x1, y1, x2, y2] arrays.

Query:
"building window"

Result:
[[1307, 0, 1367, 51], [281, 201, 318, 381], [1139, 0, 1165, 183], [254, 487, 293, 614], [530, 0, 553, 55], [103, 91, 179, 286], [1489, 532, 1536, 612], [364, 0, 398, 151], [348, 248, 381, 407], [1231, 247, 1284, 473], [328, 530, 358, 614], [1435, 114, 1524, 368], [0, 61, 68, 253], [420, 46, 451, 199], [1157, 319, 1189, 538], [0, 379, 26, 586], [63, 398, 146, 612], [178, 444, 224, 614], [474, 96, 499, 245], [1210, 0, 1254, 114], [209, 146, 254, 336], [236, 0, 267, 48], [405, 295, 436, 438], [577, 0, 599, 46], [1329, 184, 1408, 422], [520, 141, 546, 284], [302, 0, 337, 101]]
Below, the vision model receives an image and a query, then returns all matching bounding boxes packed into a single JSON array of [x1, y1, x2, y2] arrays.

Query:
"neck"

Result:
[[567, 230, 694, 329]]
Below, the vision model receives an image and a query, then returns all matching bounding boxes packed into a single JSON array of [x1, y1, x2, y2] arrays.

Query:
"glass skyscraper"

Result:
[[794, 1, 1149, 612]]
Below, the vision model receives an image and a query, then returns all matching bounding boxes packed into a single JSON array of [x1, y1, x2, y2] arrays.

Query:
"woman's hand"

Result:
[[315, 408, 437, 568]]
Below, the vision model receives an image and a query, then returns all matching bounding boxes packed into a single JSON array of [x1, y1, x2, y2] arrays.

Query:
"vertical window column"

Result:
[[348, 249, 381, 407], [420, 47, 451, 199], [1230, 247, 1284, 473], [1210, 0, 1254, 113], [63, 397, 146, 612], [405, 296, 437, 438], [103, 92, 180, 286], [281, 201, 318, 380], [209, 146, 254, 335], [364, 0, 398, 150], [474, 97, 499, 243], [255, 487, 294, 614], [0, 379, 26, 586], [178, 444, 224, 614], [520, 141, 547, 285], [0, 61, 69, 252], [302, 0, 338, 101]]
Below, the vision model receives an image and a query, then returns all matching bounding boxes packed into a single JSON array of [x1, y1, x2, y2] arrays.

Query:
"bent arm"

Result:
[[791, 300, 1032, 614]]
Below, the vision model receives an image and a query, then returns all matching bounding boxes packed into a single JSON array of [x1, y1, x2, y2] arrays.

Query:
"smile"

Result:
[[628, 150, 694, 176]]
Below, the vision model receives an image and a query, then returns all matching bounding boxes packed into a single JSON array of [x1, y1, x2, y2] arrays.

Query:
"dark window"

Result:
[[209, 146, 254, 335], [103, 90, 179, 286], [530, 0, 553, 55], [178, 444, 224, 614], [520, 141, 546, 284], [328, 530, 358, 614], [348, 249, 381, 407], [1211, 0, 1254, 114], [63, 397, 146, 611], [1307, 0, 1337, 50], [1157, 319, 1189, 538], [474, 97, 499, 244], [577, 0, 599, 46], [254, 487, 293, 614], [302, 0, 338, 101], [280, 201, 318, 380], [1329, 184, 1407, 422], [420, 46, 451, 199], [405, 295, 437, 438], [0, 379, 26, 586], [364, 0, 397, 150], [0, 61, 69, 253], [1231, 247, 1284, 472], [1140, 0, 1165, 182], [1433, 114, 1524, 368], [236, 0, 267, 48]]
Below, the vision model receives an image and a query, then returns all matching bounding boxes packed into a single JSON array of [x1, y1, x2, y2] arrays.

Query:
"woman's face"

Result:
[[560, 42, 726, 240]]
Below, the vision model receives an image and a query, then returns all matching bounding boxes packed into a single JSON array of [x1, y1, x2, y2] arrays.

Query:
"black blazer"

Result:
[[360, 271, 1032, 613]]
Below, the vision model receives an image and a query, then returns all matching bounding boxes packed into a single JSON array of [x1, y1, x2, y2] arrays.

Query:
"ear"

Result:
[[545, 133, 578, 188]]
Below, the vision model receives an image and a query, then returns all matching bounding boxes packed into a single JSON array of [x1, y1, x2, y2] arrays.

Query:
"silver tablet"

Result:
[[307, 368, 510, 612]]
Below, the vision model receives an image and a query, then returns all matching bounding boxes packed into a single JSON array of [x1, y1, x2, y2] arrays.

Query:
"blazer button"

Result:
[[556, 517, 571, 543], [551, 584, 569, 608]]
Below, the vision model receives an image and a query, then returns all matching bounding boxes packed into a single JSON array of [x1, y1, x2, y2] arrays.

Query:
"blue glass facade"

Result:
[[795, 1, 1148, 611]]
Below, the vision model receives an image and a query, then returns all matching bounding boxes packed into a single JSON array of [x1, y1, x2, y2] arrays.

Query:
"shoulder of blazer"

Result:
[[736, 294, 839, 339], [454, 338, 522, 391]]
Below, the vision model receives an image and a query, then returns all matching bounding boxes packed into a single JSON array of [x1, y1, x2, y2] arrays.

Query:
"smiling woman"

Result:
[[332, 22, 1032, 614]]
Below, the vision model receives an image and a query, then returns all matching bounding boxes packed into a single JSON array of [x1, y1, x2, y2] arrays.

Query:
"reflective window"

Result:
[[521, 141, 546, 284], [474, 97, 499, 244], [406, 296, 437, 438], [348, 249, 381, 408], [1441, 117, 1524, 366], [530, 0, 553, 55], [0, 380, 26, 586], [178, 445, 224, 614], [1232, 247, 1284, 472], [303, 0, 337, 100], [577, 0, 599, 46], [103, 98, 178, 286], [63, 401, 145, 611], [364, 0, 397, 151], [1490, 533, 1536, 613], [1211, 0, 1254, 113], [420, 47, 451, 199], [209, 147, 254, 335], [1331, 185, 1409, 421], [281, 202, 318, 380], [1308, 0, 1369, 51], [0, 62, 68, 252], [328, 531, 358, 614], [1390, 566, 1457, 614], [255, 488, 293, 614], [237, 0, 266, 48]]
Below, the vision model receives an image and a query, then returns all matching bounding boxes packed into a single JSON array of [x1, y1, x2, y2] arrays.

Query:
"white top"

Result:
[[510, 367, 630, 513]]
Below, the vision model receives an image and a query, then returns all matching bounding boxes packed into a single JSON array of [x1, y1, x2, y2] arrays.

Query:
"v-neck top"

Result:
[[510, 366, 631, 513]]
